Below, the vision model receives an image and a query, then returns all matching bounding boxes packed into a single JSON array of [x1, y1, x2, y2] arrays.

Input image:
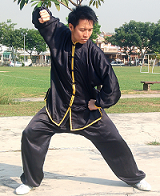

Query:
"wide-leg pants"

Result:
[[20, 107, 145, 187]]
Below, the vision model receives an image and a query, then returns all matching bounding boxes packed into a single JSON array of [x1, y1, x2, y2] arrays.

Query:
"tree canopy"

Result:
[[0, 20, 17, 49], [0, 21, 47, 61], [149, 21, 160, 53], [14, 0, 104, 10], [105, 20, 160, 56], [90, 22, 101, 42]]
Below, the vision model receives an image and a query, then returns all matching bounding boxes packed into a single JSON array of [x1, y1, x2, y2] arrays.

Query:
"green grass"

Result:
[[0, 101, 45, 116], [0, 93, 17, 105], [0, 66, 50, 98], [106, 98, 160, 113], [113, 66, 160, 93], [0, 66, 160, 98], [0, 98, 159, 117], [147, 140, 160, 145], [0, 66, 160, 116]]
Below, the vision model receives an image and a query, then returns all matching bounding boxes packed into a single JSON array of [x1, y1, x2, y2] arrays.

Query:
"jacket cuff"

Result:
[[94, 100, 101, 108], [94, 104, 101, 109]]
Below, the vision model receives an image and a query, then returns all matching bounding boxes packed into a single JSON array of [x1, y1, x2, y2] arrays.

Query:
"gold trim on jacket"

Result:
[[45, 42, 102, 131]]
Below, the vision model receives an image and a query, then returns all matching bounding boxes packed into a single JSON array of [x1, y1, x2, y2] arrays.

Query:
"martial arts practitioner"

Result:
[[16, 6, 151, 195]]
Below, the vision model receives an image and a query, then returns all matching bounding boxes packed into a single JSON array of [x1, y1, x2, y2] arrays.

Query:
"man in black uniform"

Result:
[[16, 5, 151, 195]]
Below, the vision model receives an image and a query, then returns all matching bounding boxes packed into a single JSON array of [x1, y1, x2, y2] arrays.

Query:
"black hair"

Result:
[[68, 5, 98, 27]]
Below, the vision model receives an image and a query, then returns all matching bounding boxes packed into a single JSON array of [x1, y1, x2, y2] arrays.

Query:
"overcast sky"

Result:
[[1, 0, 160, 33]]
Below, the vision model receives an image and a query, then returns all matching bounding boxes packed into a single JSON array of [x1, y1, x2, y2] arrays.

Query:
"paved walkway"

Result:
[[0, 112, 160, 195], [15, 93, 160, 102]]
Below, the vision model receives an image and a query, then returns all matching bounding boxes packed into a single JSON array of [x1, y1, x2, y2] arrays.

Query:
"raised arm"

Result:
[[32, 7, 65, 48]]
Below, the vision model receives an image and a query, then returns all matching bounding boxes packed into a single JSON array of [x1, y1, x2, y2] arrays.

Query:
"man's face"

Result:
[[69, 19, 93, 44]]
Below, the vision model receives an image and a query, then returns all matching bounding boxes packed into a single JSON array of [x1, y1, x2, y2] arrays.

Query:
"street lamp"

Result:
[[24, 34, 25, 64], [23, 33, 27, 64]]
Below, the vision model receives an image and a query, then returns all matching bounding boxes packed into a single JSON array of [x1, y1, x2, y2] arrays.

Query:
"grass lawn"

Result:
[[0, 66, 50, 98], [0, 66, 160, 116], [113, 66, 160, 93], [0, 98, 159, 117], [106, 97, 160, 113], [0, 101, 45, 117]]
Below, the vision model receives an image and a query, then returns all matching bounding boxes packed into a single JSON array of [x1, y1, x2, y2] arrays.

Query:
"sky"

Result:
[[0, 0, 160, 33]]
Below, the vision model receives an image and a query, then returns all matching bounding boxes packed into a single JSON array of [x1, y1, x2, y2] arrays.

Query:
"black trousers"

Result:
[[20, 107, 145, 187]]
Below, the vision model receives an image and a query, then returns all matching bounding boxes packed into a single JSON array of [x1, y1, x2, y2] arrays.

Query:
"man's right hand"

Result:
[[88, 99, 98, 111], [39, 10, 50, 23]]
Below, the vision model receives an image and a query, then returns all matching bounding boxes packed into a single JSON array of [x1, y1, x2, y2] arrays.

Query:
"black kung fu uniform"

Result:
[[20, 7, 146, 187]]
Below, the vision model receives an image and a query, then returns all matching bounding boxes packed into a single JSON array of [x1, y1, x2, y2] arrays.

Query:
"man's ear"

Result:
[[69, 23, 74, 31]]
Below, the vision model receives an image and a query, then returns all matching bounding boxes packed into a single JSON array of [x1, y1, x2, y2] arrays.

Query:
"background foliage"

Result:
[[105, 20, 160, 56]]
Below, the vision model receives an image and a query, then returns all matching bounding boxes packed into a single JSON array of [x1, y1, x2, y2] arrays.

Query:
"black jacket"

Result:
[[32, 7, 121, 131]]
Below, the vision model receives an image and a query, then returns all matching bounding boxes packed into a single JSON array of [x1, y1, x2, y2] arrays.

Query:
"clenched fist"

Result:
[[39, 10, 50, 23]]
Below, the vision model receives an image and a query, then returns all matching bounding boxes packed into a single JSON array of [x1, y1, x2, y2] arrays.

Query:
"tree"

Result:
[[150, 21, 160, 53], [90, 22, 101, 42], [14, 0, 104, 11], [27, 29, 47, 54], [18, 28, 47, 62], [0, 21, 47, 63], [0, 20, 21, 63], [31, 29, 47, 63], [106, 20, 156, 58], [14, 29, 25, 49], [0, 20, 17, 48]]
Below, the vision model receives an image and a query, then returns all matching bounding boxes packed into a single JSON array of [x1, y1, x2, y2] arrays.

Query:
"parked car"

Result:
[[111, 61, 125, 66], [8, 61, 22, 67]]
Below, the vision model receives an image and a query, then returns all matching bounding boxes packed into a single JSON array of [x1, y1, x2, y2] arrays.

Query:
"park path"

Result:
[[0, 112, 160, 195], [15, 93, 160, 102]]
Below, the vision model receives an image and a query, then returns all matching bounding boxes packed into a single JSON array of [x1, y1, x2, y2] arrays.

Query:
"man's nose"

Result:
[[84, 30, 89, 37]]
